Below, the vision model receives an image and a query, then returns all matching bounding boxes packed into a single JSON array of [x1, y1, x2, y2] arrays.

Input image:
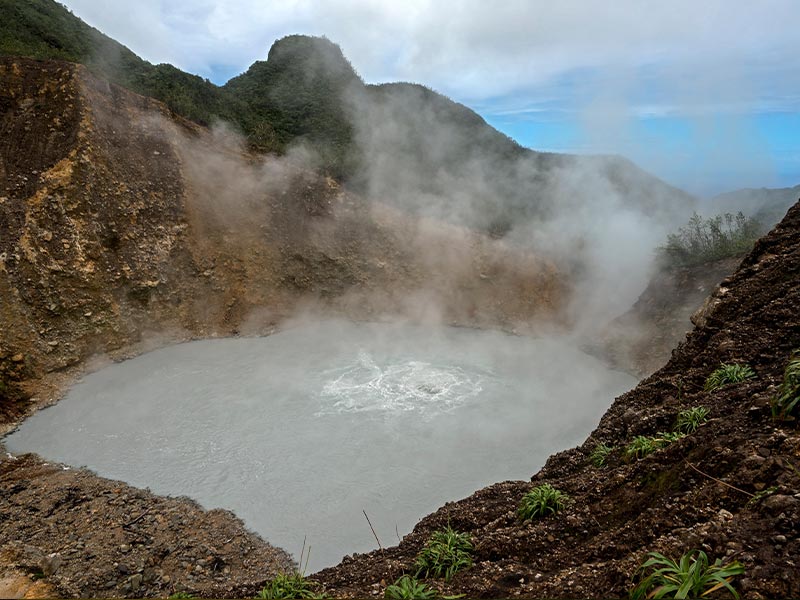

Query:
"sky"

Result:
[[60, 0, 800, 197]]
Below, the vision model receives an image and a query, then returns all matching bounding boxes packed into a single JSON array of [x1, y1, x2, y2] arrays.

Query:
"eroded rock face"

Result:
[[0, 57, 567, 424]]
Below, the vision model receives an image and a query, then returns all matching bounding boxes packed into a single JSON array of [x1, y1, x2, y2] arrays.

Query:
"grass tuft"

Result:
[[630, 550, 744, 600], [384, 575, 437, 600], [771, 350, 800, 420], [704, 363, 755, 392], [675, 406, 709, 434], [625, 432, 685, 461], [589, 443, 615, 467], [517, 483, 569, 520], [414, 525, 473, 582], [257, 573, 323, 599]]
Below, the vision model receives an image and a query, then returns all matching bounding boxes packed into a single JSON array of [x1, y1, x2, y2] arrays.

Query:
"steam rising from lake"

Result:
[[5, 320, 634, 571]]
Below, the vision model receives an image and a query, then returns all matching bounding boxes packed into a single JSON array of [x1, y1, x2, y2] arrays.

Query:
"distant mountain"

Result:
[[0, 0, 696, 231], [708, 184, 800, 231]]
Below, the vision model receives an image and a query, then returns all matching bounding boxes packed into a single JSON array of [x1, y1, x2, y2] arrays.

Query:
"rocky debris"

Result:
[[0, 452, 294, 598], [313, 200, 800, 598]]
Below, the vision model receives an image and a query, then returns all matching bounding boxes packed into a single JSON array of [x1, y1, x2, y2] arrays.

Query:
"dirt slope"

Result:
[[313, 200, 800, 598]]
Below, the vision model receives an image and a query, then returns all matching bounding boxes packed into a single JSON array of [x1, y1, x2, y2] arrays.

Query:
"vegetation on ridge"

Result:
[[658, 212, 761, 268]]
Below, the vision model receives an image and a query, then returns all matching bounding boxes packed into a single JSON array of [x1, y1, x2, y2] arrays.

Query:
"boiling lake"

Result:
[[4, 320, 635, 571]]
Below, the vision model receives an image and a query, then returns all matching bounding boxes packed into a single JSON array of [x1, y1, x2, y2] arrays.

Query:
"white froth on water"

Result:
[[318, 349, 488, 416]]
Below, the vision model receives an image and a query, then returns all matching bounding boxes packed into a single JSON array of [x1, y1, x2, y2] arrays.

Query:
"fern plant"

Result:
[[771, 350, 800, 420], [704, 363, 755, 392], [384, 575, 437, 600], [675, 406, 709, 434], [517, 483, 569, 520], [630, 550, 744, 599], [414, 525, 473, 581]]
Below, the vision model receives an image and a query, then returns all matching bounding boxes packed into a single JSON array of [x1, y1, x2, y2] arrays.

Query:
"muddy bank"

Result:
[[0, 451, 294, 599]]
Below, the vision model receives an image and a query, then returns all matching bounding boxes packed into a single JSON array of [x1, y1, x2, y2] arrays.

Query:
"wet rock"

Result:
[[129, 573, 142, 591], [40, 553, 63, 576]]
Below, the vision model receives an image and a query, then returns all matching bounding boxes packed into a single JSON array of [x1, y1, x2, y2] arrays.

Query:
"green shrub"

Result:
[[630, 550, 744, 599], [517, 483, 569, 520], [625, 433, 685, 461], [771, 350, 800, 420], [658, 212, 761, 269], [675, 406, 709, 434], [257, 573, 323, 599], [589, 443, 615, 467], [704, 363, 756, 392], [414, 525, 473, 581], [384, 575, 437, 600]]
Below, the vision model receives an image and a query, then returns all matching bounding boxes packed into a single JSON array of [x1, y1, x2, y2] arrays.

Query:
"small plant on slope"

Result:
[[384, 575, 437, 600], [589, 442, 615, 467], [771, 350, 800, 420], [414, 525, 473, 581], [630, 550, 744, 600], [675, 406, 710, 434], [257, 573, 323, 599], [625, 432, 686, 461], [704, 363, 755, 392], [517, 483, 569, 520]]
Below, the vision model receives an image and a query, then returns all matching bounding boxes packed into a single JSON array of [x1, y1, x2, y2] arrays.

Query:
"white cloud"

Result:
[[61, 0, 800, 96]]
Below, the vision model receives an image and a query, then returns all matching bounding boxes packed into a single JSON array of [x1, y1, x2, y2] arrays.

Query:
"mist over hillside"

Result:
[[0, 0, 705, 328], [707, 184, 800, 231]]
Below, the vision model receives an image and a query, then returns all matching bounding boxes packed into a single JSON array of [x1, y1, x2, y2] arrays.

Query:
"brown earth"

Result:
[[0, 453, 294, 599], [312, 200, 800, 598]]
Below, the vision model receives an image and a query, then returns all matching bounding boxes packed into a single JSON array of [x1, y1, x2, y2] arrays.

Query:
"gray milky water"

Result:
[[4, 320, 635, 571]]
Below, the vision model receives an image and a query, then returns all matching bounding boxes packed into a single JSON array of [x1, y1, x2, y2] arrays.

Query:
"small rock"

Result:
[[40, 552, 63, 577], [718, 508, 733, 521], [129, 574, 143, 591], [119, 544, 130, 553], [117, 563, 130, 575], [11, 353, 23, 362], [763, 494, 798, 514], [774, 534, 787, 544]]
